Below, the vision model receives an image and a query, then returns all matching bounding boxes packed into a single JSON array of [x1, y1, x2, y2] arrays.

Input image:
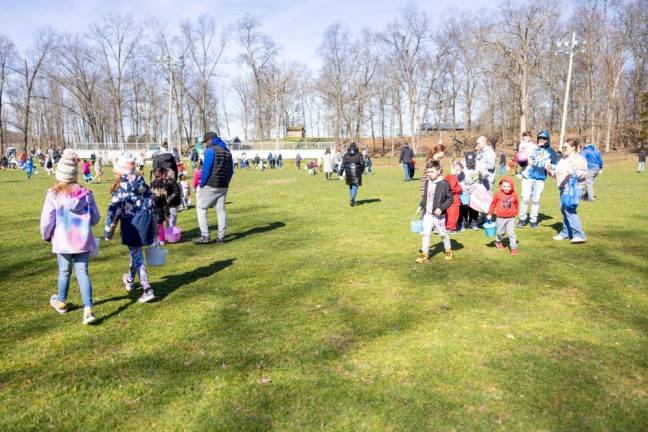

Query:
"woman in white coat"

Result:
[[323, 148, 335, 180]]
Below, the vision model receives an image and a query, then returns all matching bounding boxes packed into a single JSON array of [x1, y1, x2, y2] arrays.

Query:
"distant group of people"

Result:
[[411, 130, 603, 264]]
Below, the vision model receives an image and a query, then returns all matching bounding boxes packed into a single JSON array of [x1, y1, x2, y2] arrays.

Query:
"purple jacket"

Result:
[[40, 185, 100, 254]]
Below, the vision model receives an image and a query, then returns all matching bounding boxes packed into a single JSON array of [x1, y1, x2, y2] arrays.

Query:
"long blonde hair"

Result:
[[50, 182, 83, 196]]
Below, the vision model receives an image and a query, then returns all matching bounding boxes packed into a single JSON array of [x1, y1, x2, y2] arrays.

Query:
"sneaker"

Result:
[[193, 236, 212, 244], [510, 248, 518, 256], [350, 199, 355, 207], [571, 237, 586, 244], [517, 219, 527, 228], [553, 235, 568, 241], [123, 274, 134, 292], [415, 252, 430, 264], [82, 307, 96, 325], [444, 251, 454, 261], [49, 294, 67, 314], [471, 223, 479, 231], [159, 240, 165, 245], [138, 289, 156, 303], [216, 237, 225, 244], [529, 222, 539, 228], [495, 241, 505, 250]]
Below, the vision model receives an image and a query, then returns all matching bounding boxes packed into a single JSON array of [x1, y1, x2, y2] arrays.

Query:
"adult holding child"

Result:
[[475, 136, 496, 193], [193, 132, 234, 244], [517, 130, 558, 229], [553, 139, 588, 243]]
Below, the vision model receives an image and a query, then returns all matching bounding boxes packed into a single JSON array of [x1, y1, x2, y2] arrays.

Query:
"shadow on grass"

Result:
[[181, 221, 286, 243], [155, 258, 236, 299], [354, 198, 381, 206]]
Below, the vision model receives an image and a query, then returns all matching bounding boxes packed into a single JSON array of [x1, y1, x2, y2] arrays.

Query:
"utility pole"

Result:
[[156, 55, 177, 150], [556, 32, 586, 149]]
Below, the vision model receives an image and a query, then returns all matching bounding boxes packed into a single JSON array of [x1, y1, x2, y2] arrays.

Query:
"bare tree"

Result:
[[0, 34, 17, 153]]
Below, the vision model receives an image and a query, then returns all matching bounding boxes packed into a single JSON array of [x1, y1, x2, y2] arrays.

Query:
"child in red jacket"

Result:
[[445, 163, 463, 232], [487, 176, 519, 255]]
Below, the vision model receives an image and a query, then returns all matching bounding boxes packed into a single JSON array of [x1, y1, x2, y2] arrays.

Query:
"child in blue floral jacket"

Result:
[[104, 156, 158, 303]]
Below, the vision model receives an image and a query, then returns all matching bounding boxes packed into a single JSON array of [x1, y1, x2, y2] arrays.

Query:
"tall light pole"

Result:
[[556, 32, 586, 149], [156, 55, 177, 150]]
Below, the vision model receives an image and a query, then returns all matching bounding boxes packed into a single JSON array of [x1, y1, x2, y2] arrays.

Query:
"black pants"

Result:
[[460, 205, 479, 227]]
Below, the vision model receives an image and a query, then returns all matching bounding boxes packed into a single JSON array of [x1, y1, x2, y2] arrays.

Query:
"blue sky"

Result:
[[0, 0, 497, 67]]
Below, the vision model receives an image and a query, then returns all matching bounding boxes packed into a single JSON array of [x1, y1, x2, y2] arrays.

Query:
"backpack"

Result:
[[54, 196, 92, 253]]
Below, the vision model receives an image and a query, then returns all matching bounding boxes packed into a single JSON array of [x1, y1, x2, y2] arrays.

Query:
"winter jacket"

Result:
[[419, 177, 453, 215], [41, 185, 100, 254], [165, 179, 181, 207], [201, 137, 233, 189], [399, 145, 414, 164], [339, 146, 365, 186], [192, 169, 202, 189], [150, 178, 171, 223], [152, 152, 178, 180], [555, 153, 587, 189], [190, 148, 199, 163], [581, 145, 603, 171], [639, 148, 647, 163], [104, 174, 157, 247], [323, 154, 334, 173], [445, 174, 463, 207], [476, 146, 497, 189], [488, 177, 519, 218], [524, 144, 558, 181]]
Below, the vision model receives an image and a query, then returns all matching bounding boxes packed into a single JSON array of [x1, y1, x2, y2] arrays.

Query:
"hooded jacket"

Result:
[[581, 144, 603, 171], [41, 185, 101, 254], [445, 174, 463, 207], [419, 177, 453, 215], [399, 144, 414, 164], [525, 132, 558, 181], [201, 137, 234, 189], [104, 174, 157, 247], [339, 145, 365, 186], [488, 176, 519, 218]]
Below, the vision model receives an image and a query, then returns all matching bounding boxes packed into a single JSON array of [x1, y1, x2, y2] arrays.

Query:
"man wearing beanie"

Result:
[[194, 131, 233, 244], [56, 149, 80, 183]]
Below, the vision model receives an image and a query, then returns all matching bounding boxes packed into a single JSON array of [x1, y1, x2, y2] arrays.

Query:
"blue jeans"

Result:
[[57, 253, 92, 307], [402, 163, 411, 181], [350, 185, 359, 202], [559, 191, 586, 239]]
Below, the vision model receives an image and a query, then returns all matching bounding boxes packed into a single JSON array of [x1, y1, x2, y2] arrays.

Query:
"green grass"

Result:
[[0, 162, 647, 431]]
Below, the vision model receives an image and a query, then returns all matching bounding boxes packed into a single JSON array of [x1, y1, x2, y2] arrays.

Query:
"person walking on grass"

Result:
[[338, 142, 365, 207], [553, 139, 588, 244], [581, 142, 603, 201], [399, 142, 414, 181], [323, 148, 334, 180], [415, 160, 454, 263], [194, 132, 234, 244], [104, 155, 158, 303], [41, 149, 100, 325], [487, 177, 519, 256], [637, 145, 646, 173], [295, 152, 302, 169], [517, 130, 558, 229]]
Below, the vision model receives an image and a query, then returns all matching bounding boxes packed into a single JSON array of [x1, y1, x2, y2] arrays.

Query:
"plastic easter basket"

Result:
[[146, 246, 168, 267]]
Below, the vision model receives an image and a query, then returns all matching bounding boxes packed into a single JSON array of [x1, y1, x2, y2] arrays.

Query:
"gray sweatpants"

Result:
[[496, 217, 517, 248], [196, 186, 227, 240]]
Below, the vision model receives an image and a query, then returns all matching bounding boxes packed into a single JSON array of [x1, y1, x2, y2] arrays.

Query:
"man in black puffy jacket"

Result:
[[338, 143, 365, 207], [193, 132, 234, 244]]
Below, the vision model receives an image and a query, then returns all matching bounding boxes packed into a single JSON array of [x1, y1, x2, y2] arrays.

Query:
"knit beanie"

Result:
[[114, 153, 136, 176], [55, 149, 79, 183]]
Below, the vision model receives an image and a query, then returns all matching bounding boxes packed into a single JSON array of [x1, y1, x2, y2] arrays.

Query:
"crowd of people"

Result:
[[3, 127, 639, 323], [410, 131, 601, 265]]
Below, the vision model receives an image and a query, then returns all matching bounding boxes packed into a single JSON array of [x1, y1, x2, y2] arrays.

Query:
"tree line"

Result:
[[0, 0, 646, 155]]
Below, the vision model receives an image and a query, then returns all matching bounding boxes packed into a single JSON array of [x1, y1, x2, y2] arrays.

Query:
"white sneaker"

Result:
[[571, 237, 586, 243], [553, 235, 568, 241], [138, 289, 156, 303], [123, 274, 134, 292], [82, 307, 96, 325], [50, 294, 67, 314]]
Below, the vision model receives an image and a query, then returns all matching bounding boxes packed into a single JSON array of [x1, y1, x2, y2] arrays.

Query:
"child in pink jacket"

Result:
[[40, 149, 100, 324]]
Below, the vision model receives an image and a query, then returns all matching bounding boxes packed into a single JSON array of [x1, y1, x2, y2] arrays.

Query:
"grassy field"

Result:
[[0, 161, 647, 431]]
